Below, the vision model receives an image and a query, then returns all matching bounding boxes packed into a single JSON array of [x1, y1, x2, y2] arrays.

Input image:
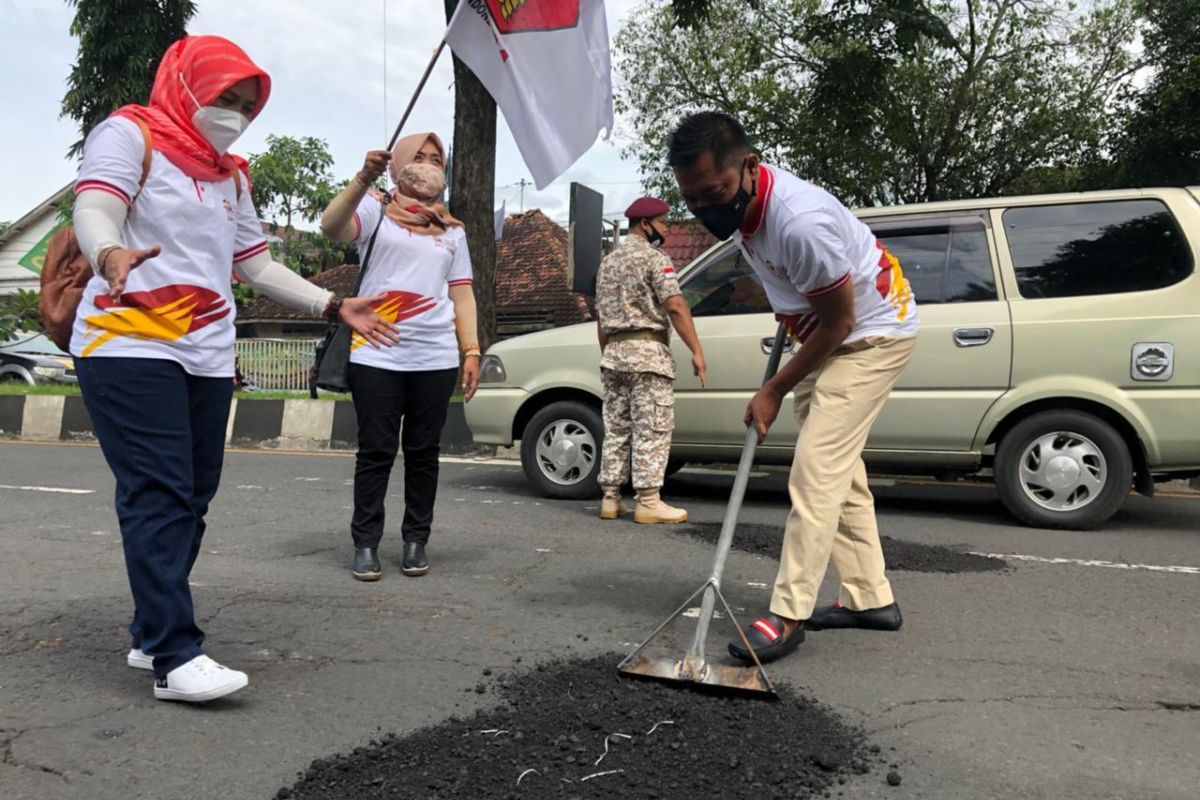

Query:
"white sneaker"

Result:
[[127, 648, 153, 671], [153, 655, 248, 703]]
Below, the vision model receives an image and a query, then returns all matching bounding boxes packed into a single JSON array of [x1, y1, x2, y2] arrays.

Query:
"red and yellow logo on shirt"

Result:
[[350, 290, 438, 352], [82, 284, 230, 356], [875, 243, 914, 321]]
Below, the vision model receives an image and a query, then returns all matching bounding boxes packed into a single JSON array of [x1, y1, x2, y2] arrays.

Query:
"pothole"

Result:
[[678, 522, 1007, 573], [277, 654, 895, 799]]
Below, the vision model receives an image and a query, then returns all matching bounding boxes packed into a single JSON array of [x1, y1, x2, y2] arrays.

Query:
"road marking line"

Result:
[[0, 484, 94, 495], [441, 456, 520, 466], [971, 552, 1200, 575], [681, 467, 769, 478]]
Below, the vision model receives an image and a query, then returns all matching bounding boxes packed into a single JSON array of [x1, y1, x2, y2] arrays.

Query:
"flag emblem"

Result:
[[484, 0, 580, 33]]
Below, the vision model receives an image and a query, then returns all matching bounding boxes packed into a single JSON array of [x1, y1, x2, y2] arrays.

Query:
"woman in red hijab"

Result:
[[70, 36, 397, 704]]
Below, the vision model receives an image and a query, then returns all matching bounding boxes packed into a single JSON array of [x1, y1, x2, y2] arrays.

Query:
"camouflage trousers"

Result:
[[599, 369, 674, 490]]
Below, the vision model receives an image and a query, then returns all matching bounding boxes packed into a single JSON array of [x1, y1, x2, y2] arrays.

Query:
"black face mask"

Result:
[[693, 159, 757, 241], [644, 221, 666, 248]]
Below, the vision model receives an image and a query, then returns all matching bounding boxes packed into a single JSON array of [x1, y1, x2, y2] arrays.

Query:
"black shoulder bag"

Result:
[[309, 200, 388, 397]]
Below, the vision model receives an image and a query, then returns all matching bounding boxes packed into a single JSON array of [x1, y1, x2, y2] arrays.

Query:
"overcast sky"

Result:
[[0, 0, 651, 226]]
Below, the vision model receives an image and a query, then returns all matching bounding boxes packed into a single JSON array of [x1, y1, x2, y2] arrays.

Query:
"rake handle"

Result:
[[687, 322, 789, 664]]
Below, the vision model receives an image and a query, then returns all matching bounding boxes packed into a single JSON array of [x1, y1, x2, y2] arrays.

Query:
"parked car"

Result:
[[467, 187, 1200, 529], [0, 332, 77, 385]]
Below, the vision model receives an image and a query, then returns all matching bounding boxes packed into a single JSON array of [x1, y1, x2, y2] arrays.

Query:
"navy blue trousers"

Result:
[[76, 357, 233, 678]]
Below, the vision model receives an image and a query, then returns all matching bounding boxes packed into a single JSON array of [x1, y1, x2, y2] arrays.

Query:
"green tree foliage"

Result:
[[616, 0, 1136, 205], [248, 135, 338, 230], [247, 135, 353, 278], [61, 0, 196, 159], [0, 290, 44, 338], [1104, 0, 1200, 187]]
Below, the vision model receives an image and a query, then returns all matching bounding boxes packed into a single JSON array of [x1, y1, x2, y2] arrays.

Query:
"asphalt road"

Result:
[[1, 441, 1198, 800]]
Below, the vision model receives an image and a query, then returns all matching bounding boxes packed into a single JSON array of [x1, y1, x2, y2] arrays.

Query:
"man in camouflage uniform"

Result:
[[595, 197, 708, 524]]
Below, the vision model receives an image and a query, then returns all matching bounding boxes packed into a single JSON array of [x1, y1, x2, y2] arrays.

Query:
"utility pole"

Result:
[[518, 178, 528, 212]]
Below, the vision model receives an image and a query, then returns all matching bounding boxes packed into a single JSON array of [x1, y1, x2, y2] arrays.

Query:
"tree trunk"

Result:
[[444, 0, 499, 352]]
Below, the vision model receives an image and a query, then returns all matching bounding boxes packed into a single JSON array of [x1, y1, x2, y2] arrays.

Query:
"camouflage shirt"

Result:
[[596, 234, 682, 379]]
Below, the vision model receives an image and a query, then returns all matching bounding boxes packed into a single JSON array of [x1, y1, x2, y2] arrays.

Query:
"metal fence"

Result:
[[234, 338, 320, 392]]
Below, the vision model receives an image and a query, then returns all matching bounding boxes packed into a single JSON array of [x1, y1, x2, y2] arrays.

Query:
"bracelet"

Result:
[[96, 246, 120, 279], [323, 294, 344, 321]]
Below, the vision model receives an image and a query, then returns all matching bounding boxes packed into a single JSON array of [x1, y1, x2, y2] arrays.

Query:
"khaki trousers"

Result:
[[770, 335, 917, 622]]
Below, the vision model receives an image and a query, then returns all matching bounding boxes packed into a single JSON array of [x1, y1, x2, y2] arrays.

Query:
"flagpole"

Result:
[[387, 39, 448, 151]]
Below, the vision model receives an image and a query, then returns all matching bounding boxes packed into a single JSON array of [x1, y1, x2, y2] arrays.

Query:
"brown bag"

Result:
[[39, 118, 153, 351]]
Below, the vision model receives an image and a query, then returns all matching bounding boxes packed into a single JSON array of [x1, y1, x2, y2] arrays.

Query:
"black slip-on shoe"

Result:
[[728, 612, 805, 664], [352, 547, 382, 582], [807, 602, 903, 631], [401, 542, 429, 576]]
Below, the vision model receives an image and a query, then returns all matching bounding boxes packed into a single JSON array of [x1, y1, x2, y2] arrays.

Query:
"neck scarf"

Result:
[[113, 35, 271, 183], [384, 132, 462, 235]]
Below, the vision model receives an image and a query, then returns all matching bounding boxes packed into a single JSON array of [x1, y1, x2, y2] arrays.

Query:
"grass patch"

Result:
[[0, 383, 81, 396], [237, 390, 348, 401]]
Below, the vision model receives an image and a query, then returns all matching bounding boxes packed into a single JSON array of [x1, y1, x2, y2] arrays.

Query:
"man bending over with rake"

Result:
[[668, 111, 920, 664]]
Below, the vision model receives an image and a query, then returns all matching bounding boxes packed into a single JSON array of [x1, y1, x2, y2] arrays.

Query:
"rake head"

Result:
[[616, 581, 777, 699]]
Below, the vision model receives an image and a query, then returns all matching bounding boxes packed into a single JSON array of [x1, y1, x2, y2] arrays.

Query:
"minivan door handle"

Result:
[[761, 336, 796, 355], [954, 327, 994, 347]]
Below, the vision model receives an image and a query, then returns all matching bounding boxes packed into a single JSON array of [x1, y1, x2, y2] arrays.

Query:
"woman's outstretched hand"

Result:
[[101, 245, 161, 300], [339, 295, 400, 348]]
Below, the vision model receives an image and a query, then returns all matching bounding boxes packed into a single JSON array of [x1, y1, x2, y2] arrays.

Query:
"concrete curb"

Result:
[[0, 395, 485, 456]]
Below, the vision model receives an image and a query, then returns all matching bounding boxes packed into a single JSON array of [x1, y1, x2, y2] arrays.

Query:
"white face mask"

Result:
[[180, 73, 250, 155]]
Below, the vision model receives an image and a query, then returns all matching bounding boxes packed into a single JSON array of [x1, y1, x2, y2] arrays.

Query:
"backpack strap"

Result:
[[130, 117, 153, 190], [233, 167, 243, 201]]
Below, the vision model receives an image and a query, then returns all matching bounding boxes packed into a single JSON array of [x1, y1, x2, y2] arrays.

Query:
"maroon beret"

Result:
[[624, 197, 671, 220]]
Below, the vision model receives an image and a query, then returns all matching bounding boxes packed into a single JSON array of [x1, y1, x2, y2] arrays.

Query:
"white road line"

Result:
[[0, 484, 94, 495], [972, 552, 1200, 575], [680, 467, 769, 478], [441, 456, 521, 466]]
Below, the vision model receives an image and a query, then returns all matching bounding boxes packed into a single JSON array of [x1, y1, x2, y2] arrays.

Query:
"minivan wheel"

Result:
[[520, 401, 603, 500], [994, 410, 1132, 530]]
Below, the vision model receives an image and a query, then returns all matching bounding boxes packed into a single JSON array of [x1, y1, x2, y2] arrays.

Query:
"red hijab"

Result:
[[113, 35, 271, 183]]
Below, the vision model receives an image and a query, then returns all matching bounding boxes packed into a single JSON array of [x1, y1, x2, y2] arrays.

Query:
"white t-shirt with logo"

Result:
[[348, 196, 472, 372], [70, 116, 267, 378], [735, 165, 919, 344]]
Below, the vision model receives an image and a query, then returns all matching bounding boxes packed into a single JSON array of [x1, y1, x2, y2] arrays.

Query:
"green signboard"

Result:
[[16, 219, 68, 276]]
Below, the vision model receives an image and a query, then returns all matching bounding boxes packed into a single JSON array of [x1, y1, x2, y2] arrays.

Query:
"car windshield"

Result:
[[0, 333, 68, 356]]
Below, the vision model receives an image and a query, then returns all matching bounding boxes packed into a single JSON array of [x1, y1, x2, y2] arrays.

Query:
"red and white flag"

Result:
[[445, 0, 614, 190]]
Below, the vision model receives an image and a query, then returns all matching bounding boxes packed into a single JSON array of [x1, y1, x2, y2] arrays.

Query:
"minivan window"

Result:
[[1004, 200, 1193, 299], [682, 248, 772, 316], [872, 221, 997, 304]]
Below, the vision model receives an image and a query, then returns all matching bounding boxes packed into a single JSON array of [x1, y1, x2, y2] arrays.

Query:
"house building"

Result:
[[0, 185, 71, 295]]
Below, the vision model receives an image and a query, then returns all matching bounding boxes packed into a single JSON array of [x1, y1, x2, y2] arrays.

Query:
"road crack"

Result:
[[1, 729, 70, 784]]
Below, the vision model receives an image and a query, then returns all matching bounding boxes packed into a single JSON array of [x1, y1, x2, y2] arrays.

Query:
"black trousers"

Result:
[[349, 363, 458, 549]]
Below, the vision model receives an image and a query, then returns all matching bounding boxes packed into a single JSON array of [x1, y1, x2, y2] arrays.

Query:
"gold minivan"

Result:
[[466, 187, 1200, 529]]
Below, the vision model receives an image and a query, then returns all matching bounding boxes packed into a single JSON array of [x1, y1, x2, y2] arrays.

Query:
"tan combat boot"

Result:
[[633, 489, 688, 524], [599, 486, 628, 520]]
